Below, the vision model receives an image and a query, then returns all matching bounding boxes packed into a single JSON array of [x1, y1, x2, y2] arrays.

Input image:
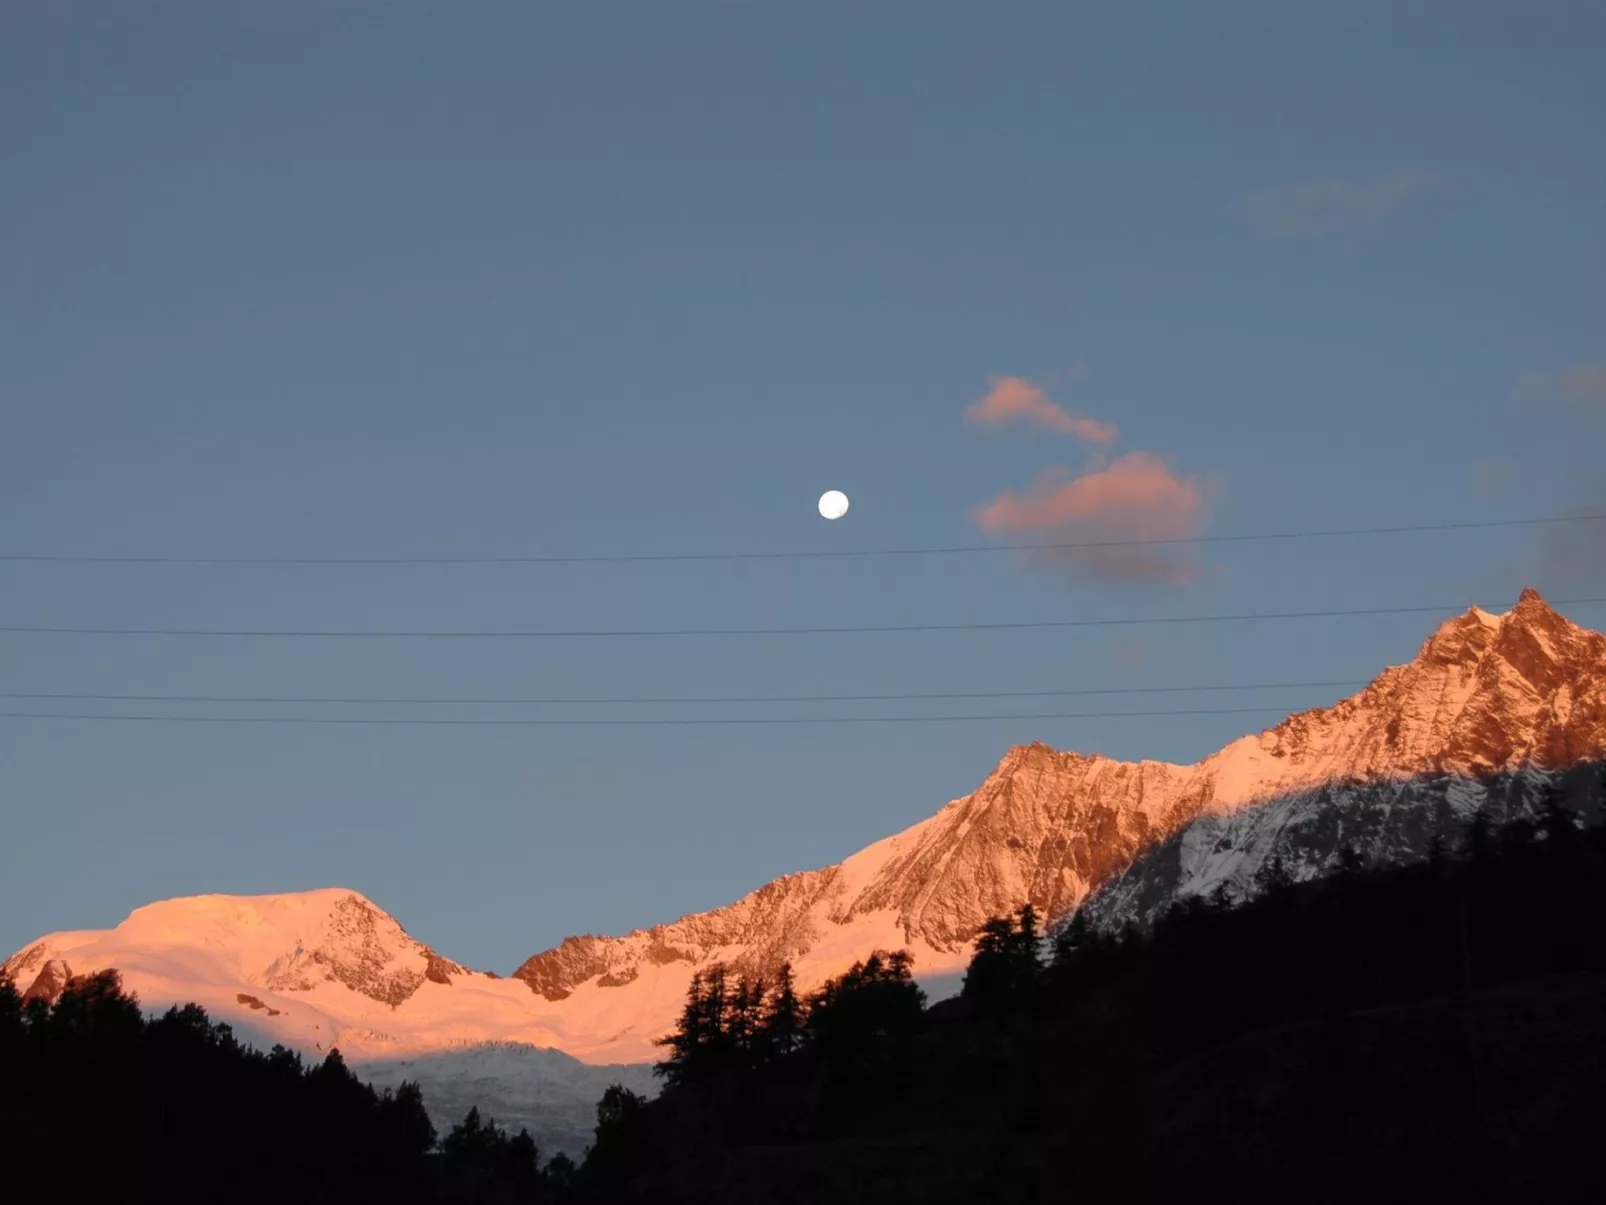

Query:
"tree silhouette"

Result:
[[0, 970, 439, 1203], [1538, 785, 1580, 856], [1052, 910, 1091, 968], [1207, 880, 1238, 910], [0, 973, 22, 1060], [758, 961, 804, 1059], [565, 778, 1606, 1203], [545, 1151, 578, 1193], [699, 962, 732, 1070], [964, 904, 1044, 1014], [727, 972, 763, 1066], [583, 1083, 650, 1193], [438, 1104, 551, 1201], [654, 968, 712, 1087], [393, 1081, 437, 1161], [1336, 843, 1366, 875], [806, 950, 925, 1062], [1463, 804, 1494, 862], [441, 1105, 493, 1170], [1254, 853, 1295, 894]]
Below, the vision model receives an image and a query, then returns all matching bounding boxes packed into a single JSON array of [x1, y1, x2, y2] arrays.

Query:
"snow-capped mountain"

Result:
[[0, 889, 655, 1156], [7, 590, 1602, 1153], [510, 590, 1606, 1027], [1080, 588, 1606, 929]]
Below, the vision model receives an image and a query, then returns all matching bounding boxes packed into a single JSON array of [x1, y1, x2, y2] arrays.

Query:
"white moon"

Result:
[[818, 489, 850, 520]]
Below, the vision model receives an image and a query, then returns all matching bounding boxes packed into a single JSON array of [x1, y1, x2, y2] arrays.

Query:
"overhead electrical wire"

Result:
[[0, 678, 1367, 706], [0, 513, 1601, 566], [3, 598, 1602, 639], [0, 704, 1321, 728]]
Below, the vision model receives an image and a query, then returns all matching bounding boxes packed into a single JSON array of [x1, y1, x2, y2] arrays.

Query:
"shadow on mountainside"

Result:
[[356, 1042, 658, 1160], [1077, 756, 1606, 931], [565, 765, 1606, 1205]]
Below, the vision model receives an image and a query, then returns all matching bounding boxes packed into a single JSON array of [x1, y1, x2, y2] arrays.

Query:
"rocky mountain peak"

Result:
[[510, 592, 1606, 1023], [1416, 606, 1500, 669], [246, 890, 473, 1007], [1077, 591, 1606, 930], [18, 958, 74, 1005], [2, 888, 478, 1012], [7, 592, 1602, 1075]]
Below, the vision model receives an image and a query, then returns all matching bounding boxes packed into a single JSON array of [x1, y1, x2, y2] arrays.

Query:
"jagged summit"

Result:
[[7, 592, 1603, 1079], [2, 888, 483, 1013], [1080, 589, 1606, 928], [510, 590, 1606, 1018]]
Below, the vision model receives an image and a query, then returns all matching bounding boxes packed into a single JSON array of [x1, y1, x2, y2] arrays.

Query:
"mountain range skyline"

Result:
[[12, 587, 1602, 1039], [7, 589, 1604, 974], [6, 9, 1604, 1197], [6, 2, 1605, 987], [12, 585, 1604, 1154]]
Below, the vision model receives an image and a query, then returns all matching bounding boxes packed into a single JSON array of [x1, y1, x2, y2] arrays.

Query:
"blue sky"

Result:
[[3, 1, 1603, 970]]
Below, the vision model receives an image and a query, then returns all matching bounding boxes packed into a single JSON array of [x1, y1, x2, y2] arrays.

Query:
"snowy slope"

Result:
[[1079, 589, 1606, 928], [8, 589, 1604, 1151], [360, 1044, 656, 1159], [0, 889, 656, 1156], [510, 590, 1606, 1036]]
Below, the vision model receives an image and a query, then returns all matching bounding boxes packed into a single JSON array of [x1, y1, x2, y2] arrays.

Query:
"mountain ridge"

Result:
[[508, 590, 1606, 1006], [7, 589, 1605, 1144]]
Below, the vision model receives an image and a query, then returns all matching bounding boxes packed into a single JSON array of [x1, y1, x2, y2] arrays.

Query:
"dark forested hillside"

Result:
[[0, 970, 572, 1203], [569, 781, 1606, 1205], [7, 780, 1604, 1204]]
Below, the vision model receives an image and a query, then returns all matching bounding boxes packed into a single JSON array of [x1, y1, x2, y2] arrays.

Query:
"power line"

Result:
[[1, 513, 1601, 566], [0, 704, 1310, 727], [3, 598, 1602, 639], [0, 679, 1366, 706]]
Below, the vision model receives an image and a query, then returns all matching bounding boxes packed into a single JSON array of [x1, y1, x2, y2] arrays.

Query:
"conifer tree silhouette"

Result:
[[964, 904, 1045, 1014], [759, 961, 804, 1059], [1254, 853, 1295, 894]]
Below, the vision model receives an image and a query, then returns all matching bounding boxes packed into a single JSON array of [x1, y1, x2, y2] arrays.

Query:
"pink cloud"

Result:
[[1512, 363, 1606, 411], [1537, 492, 1606, 589], [1234, 170, 1449, 239], [971, 452, 1208, 585], [1560, 364, 1606, 406], [964, 376, 1117, 443]]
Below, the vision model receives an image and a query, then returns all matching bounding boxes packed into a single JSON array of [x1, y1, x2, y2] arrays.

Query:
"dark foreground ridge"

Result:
[[575, 771, 1606, 1204], [6, 769, 1604, 1202]]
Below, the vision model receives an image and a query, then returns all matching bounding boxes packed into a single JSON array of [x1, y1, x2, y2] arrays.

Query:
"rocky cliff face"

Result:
[[1, 888, 480, 1014], [510, 751, 1213, 1002], [0, 889, 641, 1156], [7, 591, 1603, 1078], [514, 589, 1606, 1004], [252, 891, 474, 1007], [1079, 589, 1606, 929]]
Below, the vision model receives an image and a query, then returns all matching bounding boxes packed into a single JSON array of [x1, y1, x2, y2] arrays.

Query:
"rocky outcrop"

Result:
[[6, 591, 1602, 1075], [1080, 589, 1606, 929], [254, 892, 471, 1008], [19, 957, 74, 1006], [514, 590, 1606, 1010], [513, 869, 839, 1000]]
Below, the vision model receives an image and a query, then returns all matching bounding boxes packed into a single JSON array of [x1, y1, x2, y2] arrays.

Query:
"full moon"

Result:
[[818, 489, 850, 520]]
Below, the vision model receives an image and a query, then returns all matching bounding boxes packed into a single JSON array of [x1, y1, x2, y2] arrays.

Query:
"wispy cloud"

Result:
[[1560, 365, 1606, 407], [1481, 484, 1606, 597], [1512, 363, 1606, 412], [971, 451, 1208, 585], [1537, 496, 1606, 590], [1494, 366, 1606, 591], [1234, 170, 1449, 240], [964, 376, 1117, 443]]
